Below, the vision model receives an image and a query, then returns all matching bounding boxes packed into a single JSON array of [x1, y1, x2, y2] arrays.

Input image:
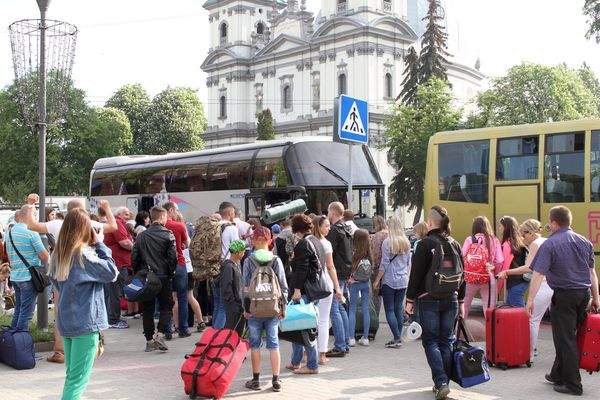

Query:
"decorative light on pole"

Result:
[[9, 0, 77, 330]]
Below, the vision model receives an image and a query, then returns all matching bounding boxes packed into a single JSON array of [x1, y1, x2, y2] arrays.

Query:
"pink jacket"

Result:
[[461, 233, 504, 274]]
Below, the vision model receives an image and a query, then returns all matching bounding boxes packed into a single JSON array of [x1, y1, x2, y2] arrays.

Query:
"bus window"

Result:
[[141, 168, 168, 194], [91, 172, 114, 196], [496, 136, 538, 180], [591, 130, 600, 201], [169, 164, 208, 192], [119, 170, 140, 195], [253, 147, 288, 188], [208, 151, 253, 190], [438, 140, 489, 203], [544, 132, 584, 203]]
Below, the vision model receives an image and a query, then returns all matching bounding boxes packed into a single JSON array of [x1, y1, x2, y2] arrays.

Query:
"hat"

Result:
[[253, 249, 273, 265], [228, 240, 246, 254], [271, 224, 281, 234], [253, 226, 271, 242]]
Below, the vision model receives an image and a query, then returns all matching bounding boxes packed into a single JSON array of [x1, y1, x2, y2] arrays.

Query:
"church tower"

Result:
[[318, 0, 406, 23]]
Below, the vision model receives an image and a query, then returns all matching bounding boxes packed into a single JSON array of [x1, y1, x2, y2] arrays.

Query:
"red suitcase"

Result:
[[485, 305, 531, 370], [578, 311, 600, 374], [181, 327, 250, 399]]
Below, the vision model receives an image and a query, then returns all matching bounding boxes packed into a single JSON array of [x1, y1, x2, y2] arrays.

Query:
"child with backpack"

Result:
[[461, 216, 504, 318], [347, 229, 373, 347], [242, 227, 288, 392], [220, 240, 246, 336]]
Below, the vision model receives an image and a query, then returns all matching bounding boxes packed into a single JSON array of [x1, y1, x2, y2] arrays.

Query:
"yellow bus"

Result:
[[424, 118, 600, 269]]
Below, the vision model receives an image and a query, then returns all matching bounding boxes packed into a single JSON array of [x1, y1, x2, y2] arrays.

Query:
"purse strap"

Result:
[[9, 230, 32, 268]]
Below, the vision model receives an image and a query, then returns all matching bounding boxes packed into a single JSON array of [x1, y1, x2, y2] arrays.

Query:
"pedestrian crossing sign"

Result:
[[338, 95, 368, 144]]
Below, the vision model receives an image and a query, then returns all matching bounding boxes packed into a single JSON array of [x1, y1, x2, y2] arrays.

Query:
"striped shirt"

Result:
[[6, 223, 45, 282]]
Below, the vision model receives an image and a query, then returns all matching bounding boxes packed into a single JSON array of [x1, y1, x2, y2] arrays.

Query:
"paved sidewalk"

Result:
[[1, 314, 599, 400]]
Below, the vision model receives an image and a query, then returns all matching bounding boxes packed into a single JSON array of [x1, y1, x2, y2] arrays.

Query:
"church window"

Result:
[[280, 75, 294, 113], [283, 85, 291, 109], [338, 74, 347, 96], [220, 22, 228, 44], [257, 22, 264, 35], [337, 0, 347, 13], [383, 0, 392, 13], [219, 95, 227, 119], [385, 73, 393, 98]]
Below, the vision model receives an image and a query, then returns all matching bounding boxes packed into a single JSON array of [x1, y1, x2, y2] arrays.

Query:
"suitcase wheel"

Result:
[[499, 363, 508, 371], [526, 361, 532, 368]]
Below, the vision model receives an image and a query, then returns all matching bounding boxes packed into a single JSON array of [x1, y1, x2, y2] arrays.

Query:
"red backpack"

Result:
[[464, 235, 491, 284]]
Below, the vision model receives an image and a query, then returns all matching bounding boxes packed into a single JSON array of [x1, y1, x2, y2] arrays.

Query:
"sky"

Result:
[[0, 0, 599, 109]]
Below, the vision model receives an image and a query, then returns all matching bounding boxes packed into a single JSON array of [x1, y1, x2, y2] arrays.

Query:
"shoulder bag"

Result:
[[8, 230, 50, 293], [303, 238, 332, 302]]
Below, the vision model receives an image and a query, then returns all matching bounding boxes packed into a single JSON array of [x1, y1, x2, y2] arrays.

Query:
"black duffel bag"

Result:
[[124, 267, 162, 302]]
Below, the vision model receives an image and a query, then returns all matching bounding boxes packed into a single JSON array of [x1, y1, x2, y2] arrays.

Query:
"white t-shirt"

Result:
[[233, 217, 252, 247], [46, 219, 105, 243], [220, 221, 239, 259], [183, 248, 193, 273], [320, 238, 333, 255]]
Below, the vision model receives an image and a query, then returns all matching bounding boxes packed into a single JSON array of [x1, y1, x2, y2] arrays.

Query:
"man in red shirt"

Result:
[[103, 206, 134, 329], [163, 201, 191, 338]]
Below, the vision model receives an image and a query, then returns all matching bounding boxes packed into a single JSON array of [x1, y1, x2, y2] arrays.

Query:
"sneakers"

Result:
[[122, 312, 141, 319], [325, 349, 346, 358], [178, 330, 192, 338], [272, 379, 282, 392], [384, 340, 402, 349], [145, 341, 160, 352], [358, 337, 369, 347], [109, 320, 129, 329], [154, 334, 169, 351], [245, 379, 261, 390], [164, 333, 173, 341], [434, 384, 450, 400], [348, 338, 356, 347]]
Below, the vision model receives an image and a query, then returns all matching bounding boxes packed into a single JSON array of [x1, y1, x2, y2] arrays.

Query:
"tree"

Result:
[[105, 84, 151, 153], [418, 0, 452, 85], [577, 62, 600, 114], [384, 78, 461, 224], [140, 87, 207, 155], [396, 46, 420, 105], [256, 109, 276, 140], [584, 0, 600, 43], [466, 63, 599, 128]]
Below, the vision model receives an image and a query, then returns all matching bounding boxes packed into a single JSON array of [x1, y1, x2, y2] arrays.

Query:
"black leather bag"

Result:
[[9, 231, 50, 293], [303, 239, 332, 302]]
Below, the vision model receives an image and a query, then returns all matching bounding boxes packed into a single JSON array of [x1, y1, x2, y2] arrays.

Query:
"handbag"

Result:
[[278, 327, 317, 347], [303, 239, 332, 302], [450, 318, 490, 388], [123, 266, 162, 302], [279, 299, 318, 332], [9, 231, 50, 293]]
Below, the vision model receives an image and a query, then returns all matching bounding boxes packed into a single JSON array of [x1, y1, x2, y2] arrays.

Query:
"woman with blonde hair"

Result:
[[49, 209, 118, 400], [373, 217, 411, 348], [498, 219, 550, 361], [370, 215, 388, 316]]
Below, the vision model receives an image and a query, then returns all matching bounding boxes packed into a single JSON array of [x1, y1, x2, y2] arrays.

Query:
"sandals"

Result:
[[197, 322, 207, 332], [285, 364, 300, 371], [47, 351, 65, 364], [293, 367, 319, 375]]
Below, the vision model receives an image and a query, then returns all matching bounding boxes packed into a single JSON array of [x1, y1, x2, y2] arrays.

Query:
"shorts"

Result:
[[247, 316, 280, 350], [187, 272, 195, 291]]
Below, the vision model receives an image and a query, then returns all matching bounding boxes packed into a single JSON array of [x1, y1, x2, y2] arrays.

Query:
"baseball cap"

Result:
[[253, 226, 271, 242], [271, 224, 281, 234], [253, 249, 274, 264], [228, 239, 246, 254]]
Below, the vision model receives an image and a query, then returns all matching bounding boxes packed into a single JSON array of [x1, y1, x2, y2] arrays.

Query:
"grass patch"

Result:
[[0, 313, 55, 343]]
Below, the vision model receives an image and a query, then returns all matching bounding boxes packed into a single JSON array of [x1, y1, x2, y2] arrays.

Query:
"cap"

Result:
[[228, 240, 246, 254], [271, 224, 281, 234], [253, 249, 274, 264], [253, 226, 271, 242]]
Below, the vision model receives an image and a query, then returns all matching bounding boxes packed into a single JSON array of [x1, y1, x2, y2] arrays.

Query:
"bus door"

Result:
[[244, 193, 264, 221], [494, 185, 539, 231], [138, 196, 154, 213]]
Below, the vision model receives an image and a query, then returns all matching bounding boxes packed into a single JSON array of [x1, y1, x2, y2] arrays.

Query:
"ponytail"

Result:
[[428, 205, 451, 238]]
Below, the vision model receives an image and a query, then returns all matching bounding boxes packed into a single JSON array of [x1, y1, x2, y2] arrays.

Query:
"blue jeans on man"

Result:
[[381, 285, 406, 341], [330, 281, 350, 351], [211, 278, 226, 329], [172, 264, 189, 332], [12, 280, 37, 331], [506, 282, 528, 307], [348, 281, 370, 339], [418, 294, 458, 390]]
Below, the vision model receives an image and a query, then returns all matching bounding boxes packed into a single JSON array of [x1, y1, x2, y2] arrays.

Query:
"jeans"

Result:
[[506, 282, 528, 307], [381, 284, 406, 341], [104, 267, 128, 325], [142, 277, 174, 341], [211, 279, 226, 329], [61, 332, 99, 400], [419, 294, 458, 389], [291, 341, 319, 370], [172, 264, 189, 332], [12, 280, 37, 331], [348, 281, 370, 339], [329, 280, 349, 351]]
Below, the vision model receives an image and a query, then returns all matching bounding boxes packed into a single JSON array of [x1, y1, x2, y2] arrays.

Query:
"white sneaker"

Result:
[[348, 338, 356, 347], [358, 337, 369, 347]]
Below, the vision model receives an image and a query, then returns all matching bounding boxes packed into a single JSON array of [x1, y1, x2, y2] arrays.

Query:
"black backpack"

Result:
[[425, 236, 464, 299]]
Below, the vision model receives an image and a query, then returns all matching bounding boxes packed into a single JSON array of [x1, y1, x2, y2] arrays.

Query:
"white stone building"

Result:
[[201, 0, 484, 220]]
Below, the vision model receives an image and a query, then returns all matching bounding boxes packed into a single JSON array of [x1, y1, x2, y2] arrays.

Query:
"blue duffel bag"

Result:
[[0, 326, 35, 370], [450, 318, 490, 388]]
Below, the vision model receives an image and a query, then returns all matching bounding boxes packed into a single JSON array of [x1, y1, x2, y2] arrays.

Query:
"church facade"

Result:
[[201, 0, 484, 218]]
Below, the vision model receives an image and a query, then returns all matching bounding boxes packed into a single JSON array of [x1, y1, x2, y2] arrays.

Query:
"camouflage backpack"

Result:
[[283, 234, 300, 277], [190, 216, 230, 281]]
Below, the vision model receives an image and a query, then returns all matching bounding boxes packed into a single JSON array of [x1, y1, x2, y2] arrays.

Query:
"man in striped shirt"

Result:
[[6, 206, 49, 331]]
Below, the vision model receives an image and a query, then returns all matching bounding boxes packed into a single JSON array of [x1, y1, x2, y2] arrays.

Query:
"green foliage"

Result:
[[418, 0, 452, 85], [139, 87, 207, 155], [584, 0, 600, 43], [0, 313, 54, 342], [466, 63, 599, 128], [256, 109, 276, 140], [105, 84, 151, 153], [397, 47, 420, 105], [384, 78, 461, 221], [577, 62, 600, 114]]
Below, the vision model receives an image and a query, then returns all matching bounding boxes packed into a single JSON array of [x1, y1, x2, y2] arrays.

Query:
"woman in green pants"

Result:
[[49, 207, 118, 400]]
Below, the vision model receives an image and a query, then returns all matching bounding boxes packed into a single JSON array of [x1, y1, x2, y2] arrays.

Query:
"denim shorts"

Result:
[[248, 316, 280, 350]]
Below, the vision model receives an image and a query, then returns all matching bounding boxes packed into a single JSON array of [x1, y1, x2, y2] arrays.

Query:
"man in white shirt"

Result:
[[233, 208, 252, 249]]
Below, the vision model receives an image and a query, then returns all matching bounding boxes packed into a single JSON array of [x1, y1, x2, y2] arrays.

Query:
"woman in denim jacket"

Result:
[[49, 208, 118, 400]]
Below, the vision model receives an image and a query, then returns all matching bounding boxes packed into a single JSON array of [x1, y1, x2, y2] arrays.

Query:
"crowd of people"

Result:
[[0, 194, 599, 400]]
